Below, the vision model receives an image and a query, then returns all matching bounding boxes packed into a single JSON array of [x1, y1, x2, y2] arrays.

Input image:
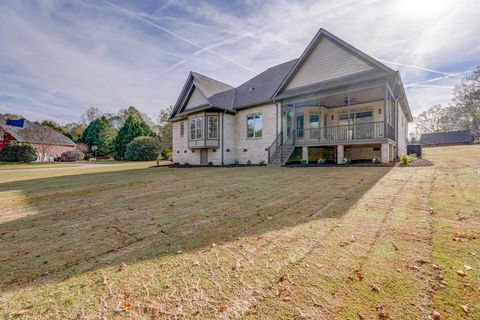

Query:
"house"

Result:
[[421, 130, 473, 147], [169, 28, 412, 165], [0, 118, 77, 161]]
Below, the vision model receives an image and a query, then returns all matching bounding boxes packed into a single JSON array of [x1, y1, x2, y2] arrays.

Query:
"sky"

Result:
[[0, 0, 479, 124]]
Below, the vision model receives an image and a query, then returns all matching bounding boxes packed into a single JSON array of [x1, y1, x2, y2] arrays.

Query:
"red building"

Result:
[[0, 118, 77, 161]]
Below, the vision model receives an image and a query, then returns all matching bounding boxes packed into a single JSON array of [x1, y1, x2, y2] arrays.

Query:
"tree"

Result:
[[155, 106, 173, 150], [114, 115, 154, 160], [81, 116, 116, 157], [415, 105, 452, 133], [81, 107, 102, 125], [64, 122, 85, 142], [125, 136, 162, 161], [453, 66, 480, 131], [106, 106, 153, 129]]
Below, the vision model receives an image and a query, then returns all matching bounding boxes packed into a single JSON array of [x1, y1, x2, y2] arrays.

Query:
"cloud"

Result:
[[0, 0, 479, 124]]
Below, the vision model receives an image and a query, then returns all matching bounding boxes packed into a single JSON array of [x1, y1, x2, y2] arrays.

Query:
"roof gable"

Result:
[[183, 85, 209, 111], [275, 29, 393, 96]]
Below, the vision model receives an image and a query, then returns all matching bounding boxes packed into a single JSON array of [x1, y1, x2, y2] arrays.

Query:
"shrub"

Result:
[[125, 136, 161, 161], [372, 157, 381, 164], [60, 150, 84, 162], [317, 158, 327, 165], [342, 157, 351, 165], [208, 161, 213, 166], [400, 154, 410, 164], [300, 159, 308, 167], [162, 148, 173, 160], [0, 142, 37, 163], [247, 160, 252, 166], [259, 160, 266, 166], [407, 153, 417, 162]]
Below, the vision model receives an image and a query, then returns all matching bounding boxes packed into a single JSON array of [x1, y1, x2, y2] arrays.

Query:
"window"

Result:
[[189, 117, 202, 140], [180, 122, 184, 137], [207, 116, 218, 139], [309, 113, 319, 128], [247, 113, 262, 139]]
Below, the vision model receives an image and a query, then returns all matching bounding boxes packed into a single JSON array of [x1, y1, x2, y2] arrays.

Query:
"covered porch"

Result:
[[279, 85, 397, 146]]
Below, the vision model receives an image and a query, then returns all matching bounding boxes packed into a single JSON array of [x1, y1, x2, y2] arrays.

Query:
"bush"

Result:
[[342, 157, 351, 165], [372, 157, 381, 164], [317, 158, 327, 165], [259, 160, 266, 166], [162, 148, 173, 160], [300, 159, 308, 167], [125, 136, 161, 161], [247, 160, 252, 166], [60, 150, 84, 162], [0, 142, 37, 163], [400, 154, 410, 164], [208, 161, 213, 166]]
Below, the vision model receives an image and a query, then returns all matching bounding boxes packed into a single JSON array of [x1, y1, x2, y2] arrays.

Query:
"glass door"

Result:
[[296, 115, 304, 138]]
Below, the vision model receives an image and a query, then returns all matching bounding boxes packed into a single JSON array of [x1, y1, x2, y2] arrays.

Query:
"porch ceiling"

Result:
[[283, 86, 384, 108]]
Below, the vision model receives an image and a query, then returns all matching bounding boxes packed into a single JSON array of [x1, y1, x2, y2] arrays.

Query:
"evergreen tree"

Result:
[[81, 116, 116, 157], [114, 115, 154, 160]]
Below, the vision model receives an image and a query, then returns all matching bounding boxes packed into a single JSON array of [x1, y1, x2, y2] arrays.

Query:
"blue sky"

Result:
[[1, 0, 479, 124]]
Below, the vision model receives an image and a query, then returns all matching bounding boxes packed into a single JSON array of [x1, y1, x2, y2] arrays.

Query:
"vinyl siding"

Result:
[[286, 38, 373, 90], [184, 86, 208, 111]]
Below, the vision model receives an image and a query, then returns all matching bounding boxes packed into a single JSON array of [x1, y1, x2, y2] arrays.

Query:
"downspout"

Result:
[[221, 111, 225, 165]]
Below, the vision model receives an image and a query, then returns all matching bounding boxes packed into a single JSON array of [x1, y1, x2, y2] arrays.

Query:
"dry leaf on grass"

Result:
[[355, 271, 364, 281], [371, 284, 380, 292], [460, 304, 469, 314], [463, 265, 472, 271], [456, 270, 467, 277], [117, 262, 127, 272], [429, 310, 443, 320]]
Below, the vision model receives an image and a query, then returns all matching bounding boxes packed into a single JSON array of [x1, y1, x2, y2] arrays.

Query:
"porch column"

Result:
[[381, 143, 390, 164], [302, 146, 309, 162], [337, 145, 344, 164]]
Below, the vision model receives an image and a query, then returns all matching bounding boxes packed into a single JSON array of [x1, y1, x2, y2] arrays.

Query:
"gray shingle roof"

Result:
[[0, 119, 76, 146], [233, 59, 297, 109], [191, 72, 233, 98]]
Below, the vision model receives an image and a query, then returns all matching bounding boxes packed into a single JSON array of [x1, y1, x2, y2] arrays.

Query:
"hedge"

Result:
[[125, 136, 161, 161], [0, 142, 37, 163]]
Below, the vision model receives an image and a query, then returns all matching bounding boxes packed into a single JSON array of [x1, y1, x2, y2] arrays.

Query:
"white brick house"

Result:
[[169, 28, 412, 165]]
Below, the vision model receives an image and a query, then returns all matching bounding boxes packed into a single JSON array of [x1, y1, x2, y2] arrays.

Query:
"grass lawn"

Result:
[[0, 145, 478, 319]]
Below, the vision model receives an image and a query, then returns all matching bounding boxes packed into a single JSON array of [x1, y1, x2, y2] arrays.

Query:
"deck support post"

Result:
[[302, 146, 309, 162], [337, 145, 344, 164], [381, 143, 390, 163]]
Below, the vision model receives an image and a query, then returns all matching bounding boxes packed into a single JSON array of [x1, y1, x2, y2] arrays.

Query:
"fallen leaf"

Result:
[[376, 304, 389, 319], [355, 271, 364, 281], [219, 304, 228, 312], [464, 265, 473, 271], [460, 304, 469, 314], [429, 310, 442, 320], [456, 270, 467, 277], [276, 287, 287, 296], [41, 271, 50, 277], [432, 264, 442, 270], [371, 284, 380, 292], [410, 265, 420, 271], [123, 302, 132, 310], [192, 261, 200, 266], [278, 274, 286, 282], [117, 263, 127, 272]]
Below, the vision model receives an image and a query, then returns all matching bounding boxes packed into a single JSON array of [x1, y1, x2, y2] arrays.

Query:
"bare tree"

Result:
[[415, 104, 451, 133], [23, 125, 59, 162], [81, 107, 102, 125], [453, 66, 480, 131], [155, 106, 173, 149]]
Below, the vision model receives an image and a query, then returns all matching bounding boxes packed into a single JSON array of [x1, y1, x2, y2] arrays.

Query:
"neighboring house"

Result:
[[421, 130, 474, 147], [169, 28, 412, 165], [0, 118, 77, 161]]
